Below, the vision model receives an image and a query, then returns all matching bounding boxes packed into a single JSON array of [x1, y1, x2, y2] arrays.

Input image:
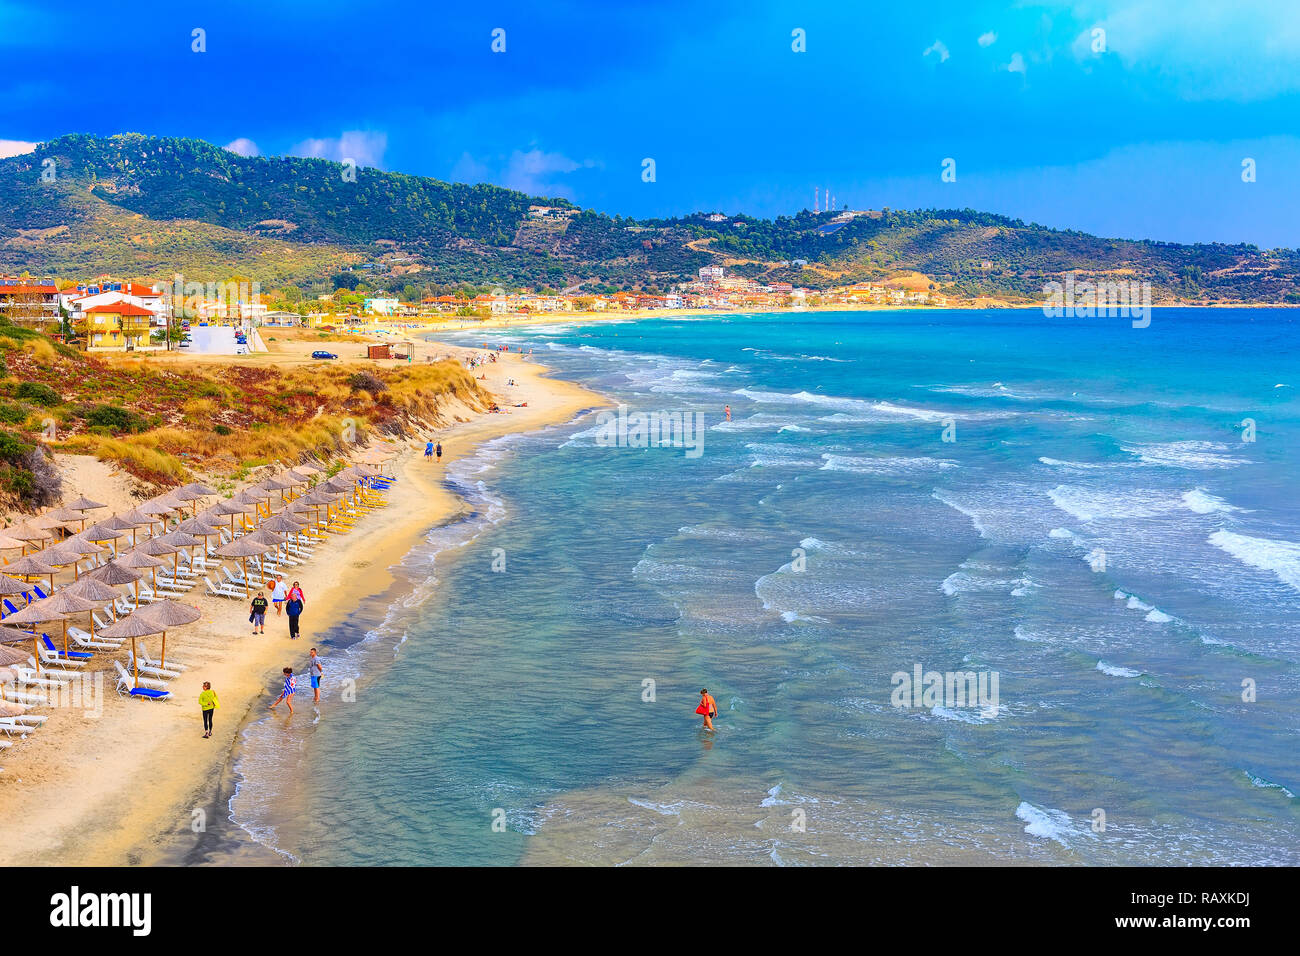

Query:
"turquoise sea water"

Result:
[[218, 308, 1299, 865]]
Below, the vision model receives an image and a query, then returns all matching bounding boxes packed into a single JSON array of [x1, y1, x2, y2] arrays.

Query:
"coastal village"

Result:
[[0, 264, 947, 352]]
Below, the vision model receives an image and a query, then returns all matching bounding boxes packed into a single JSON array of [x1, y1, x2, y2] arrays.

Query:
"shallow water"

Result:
[[213, 309, 1299, 865]]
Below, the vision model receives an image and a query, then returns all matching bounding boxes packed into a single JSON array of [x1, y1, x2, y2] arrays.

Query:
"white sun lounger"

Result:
[[113, 660, 171, 696]]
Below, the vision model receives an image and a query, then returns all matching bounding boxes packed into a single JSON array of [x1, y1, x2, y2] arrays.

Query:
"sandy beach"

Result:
[[0, 343, 604, 867]]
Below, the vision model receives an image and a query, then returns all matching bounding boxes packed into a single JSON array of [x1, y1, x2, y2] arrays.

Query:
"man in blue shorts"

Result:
[[308, 646, 324, 702]]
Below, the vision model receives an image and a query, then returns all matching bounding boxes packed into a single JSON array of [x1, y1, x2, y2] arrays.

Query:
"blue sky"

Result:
[[2, 0, 1299, 246]]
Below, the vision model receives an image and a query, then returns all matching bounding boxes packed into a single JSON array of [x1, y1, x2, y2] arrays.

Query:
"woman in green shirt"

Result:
[[199, 682, 220, 738]]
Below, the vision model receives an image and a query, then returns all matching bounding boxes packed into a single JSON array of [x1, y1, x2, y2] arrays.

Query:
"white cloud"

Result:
[[290, 130, 387, 169], [0, 139, 37, 158], [1006, 52, 1027, 74], [224, 138, 260, 158], [978, 31, 997, 47], [501, 149, 597, 196], [449, 151, 489, 184], [923, 40, 950, 62]]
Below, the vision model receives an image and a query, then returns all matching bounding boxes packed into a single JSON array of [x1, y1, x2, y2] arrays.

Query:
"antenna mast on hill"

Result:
[[814, 186, 819, 213]]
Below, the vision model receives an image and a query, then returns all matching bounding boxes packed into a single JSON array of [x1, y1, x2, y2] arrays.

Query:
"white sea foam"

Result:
[[1209, 530, 1300, 592], [1122, 440, 1250, 469], [1096, 661, 1142, 678], [821, 454, 957, 476], [932, 491, 988, 538], [1181, 488, 1243, 514], [1016, 802, 1091, 847], [1046, 485, 1180, 522]]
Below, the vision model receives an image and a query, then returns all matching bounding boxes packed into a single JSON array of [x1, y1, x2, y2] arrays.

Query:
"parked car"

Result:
[[179, 339, 191, 348], [311, 350, 338, 360]]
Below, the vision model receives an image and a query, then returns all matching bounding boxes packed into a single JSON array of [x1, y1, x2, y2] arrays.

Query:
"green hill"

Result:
[[2, 132, 1298, 303]]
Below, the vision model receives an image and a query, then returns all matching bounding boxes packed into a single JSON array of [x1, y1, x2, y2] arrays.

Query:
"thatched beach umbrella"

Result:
[[109, 552, 164, 603], [214, 536, 272, 597], [98, 611, 163, 688], [29, 589, 97, 655], [0, 700, 27, 718], [0, 574, 30, 601], [0, 643, 27, 665], [65, 494, 107, 513], [4, 554, 58, 595], [61, 576, 119, 637], [0, 601, 65, 672], [36, 545, 82, 583], [87, 560, 141, 620], [153, 530, 201, 577], [4, 523, 50, 556], [81, 520, 127, 555], [210, 497, 254, 534], [135, 599, 200, 669], [117, 508, 160, 545], [0, 531, 27, 554]]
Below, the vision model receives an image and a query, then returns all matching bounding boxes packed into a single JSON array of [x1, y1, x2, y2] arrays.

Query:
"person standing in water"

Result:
[[724, 405, 731, 422], [269, 667, 296, 714], [696, 688, 718, 732], [308, 647, 324, 703], [199, 682, 219, 738]]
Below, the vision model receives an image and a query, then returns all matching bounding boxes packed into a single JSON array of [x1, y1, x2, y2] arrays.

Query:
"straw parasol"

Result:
[[4, 523, 50, 555], [214, 535, 273, 596], [0, 700, 27, 718], [28, 589, 97, 654], [81, 520, 127, 554], [36, 545, 83, 581], [65, 495, 107, 513], [135, 599, 200, 668], [0, 643, 27, 665], [153, 530, 202, 577], [61, 576, 120, 637], [87, 560, 141, 620], [210, 497, 254, 533], [116, 508, 159, 544], [108, 552, 164, 602], [0, 601, 65, 672], [0, 574, 31, 599], [0, 531, 27, 552], [98, 611, 163, 688], [4, 554, 58, 594]]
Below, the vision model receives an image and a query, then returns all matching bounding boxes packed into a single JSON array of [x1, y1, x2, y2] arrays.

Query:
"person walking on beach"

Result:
[[199, 681, 220, 738], [696, 688, 718, 732], [286, 586, 304, 640], [269, 667, 296, 714], [435, 441, 443, 464], [270, 573, 287, 616], [425, 440, 433, 461], [308, 647, 324, 703], [250, 590, 269, 634]]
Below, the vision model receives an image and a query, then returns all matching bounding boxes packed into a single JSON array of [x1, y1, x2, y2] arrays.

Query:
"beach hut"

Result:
[[135, 599, 200, 669]]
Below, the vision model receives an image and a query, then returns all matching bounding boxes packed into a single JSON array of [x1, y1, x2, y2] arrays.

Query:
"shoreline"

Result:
[[0, 344, 606, 867]]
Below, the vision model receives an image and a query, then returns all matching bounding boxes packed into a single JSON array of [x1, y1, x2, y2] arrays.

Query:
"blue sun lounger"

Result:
[[43, 635, 92, 661]]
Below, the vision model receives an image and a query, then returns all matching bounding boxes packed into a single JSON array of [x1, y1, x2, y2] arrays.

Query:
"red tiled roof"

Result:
[[0, 283, 58, 295], [85, 302, 155, 316]]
